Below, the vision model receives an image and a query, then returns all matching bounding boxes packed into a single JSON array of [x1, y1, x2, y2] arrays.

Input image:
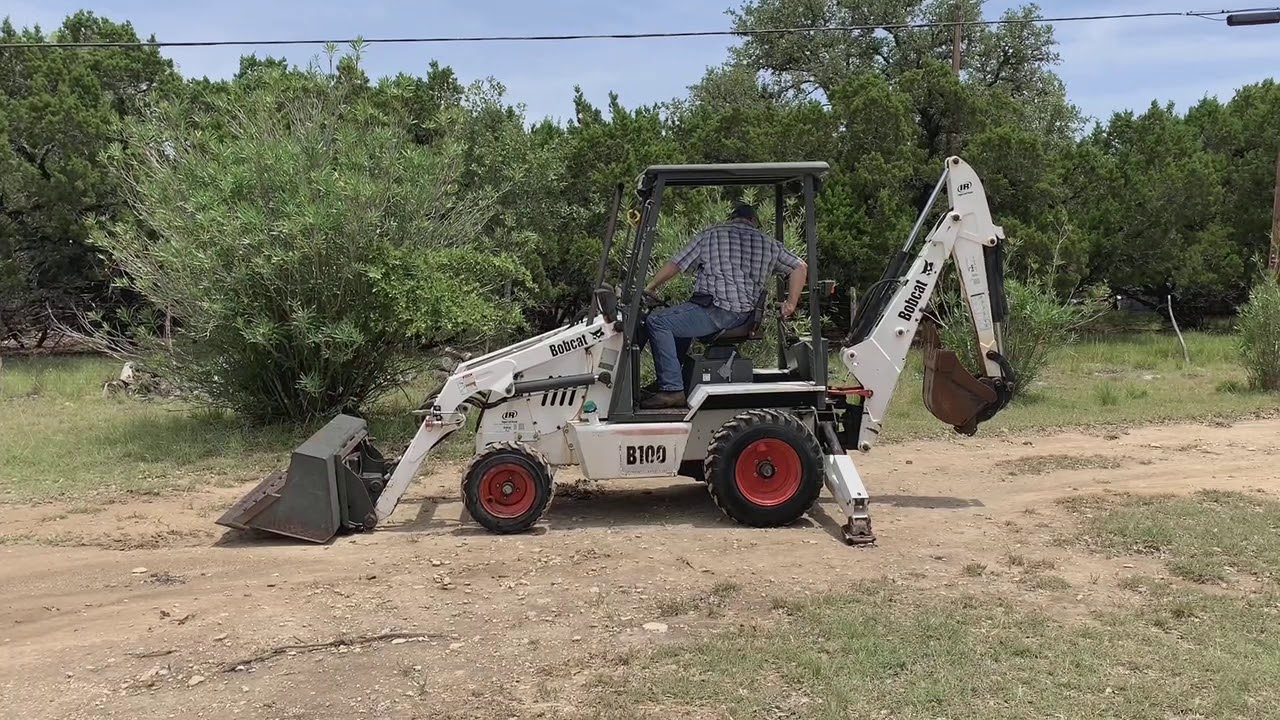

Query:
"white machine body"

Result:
[[375, 157, 1009, 544]]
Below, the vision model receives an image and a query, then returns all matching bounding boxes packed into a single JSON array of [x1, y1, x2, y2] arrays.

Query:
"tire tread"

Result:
[[461, 441, 556, 533], [703, 408, 823, 527]]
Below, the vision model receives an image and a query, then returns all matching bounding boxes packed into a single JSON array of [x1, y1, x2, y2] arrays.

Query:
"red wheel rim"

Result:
[[478, 463, 537, 519], [733, 439, 803, 507]]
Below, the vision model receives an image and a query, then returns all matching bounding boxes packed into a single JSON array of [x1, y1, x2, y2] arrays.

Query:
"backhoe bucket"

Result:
[[920, 321, 998, 436], [216, 414, 390, 543]]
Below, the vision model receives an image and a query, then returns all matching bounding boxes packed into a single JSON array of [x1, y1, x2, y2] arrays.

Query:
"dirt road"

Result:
[[2, 418, 1276, 719]]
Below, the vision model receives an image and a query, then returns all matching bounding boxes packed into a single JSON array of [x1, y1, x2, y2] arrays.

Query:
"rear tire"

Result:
[[704, 409, 823, 527], [461, 442, 555, 534]]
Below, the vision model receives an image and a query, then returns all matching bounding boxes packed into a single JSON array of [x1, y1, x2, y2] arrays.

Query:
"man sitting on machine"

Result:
[[640, 203, 808, 409]]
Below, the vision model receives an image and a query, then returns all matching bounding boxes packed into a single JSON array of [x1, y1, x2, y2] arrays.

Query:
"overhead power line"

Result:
[[0, 7, 1277, 49]]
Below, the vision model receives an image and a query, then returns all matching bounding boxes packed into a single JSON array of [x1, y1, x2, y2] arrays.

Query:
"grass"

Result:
[[0, 330, 1274, 501], [1021, 573, 1072, 591], [599, 581, 1280, 720], [653, 580, 744, 618], [605, 492, 1280, 715], [868, 331, 1278, 441], [996, 453, 1122, 477], [1004, 553, 1056, 571], [0, 354, 435, 501], [1063, 489, 1280, 585]]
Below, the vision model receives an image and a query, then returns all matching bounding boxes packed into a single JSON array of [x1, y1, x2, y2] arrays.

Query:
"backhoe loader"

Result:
[[217, 156, 1015, 545]]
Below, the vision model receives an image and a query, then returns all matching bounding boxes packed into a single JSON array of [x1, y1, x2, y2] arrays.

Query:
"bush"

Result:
[[939, 278, 1103, 398], [1236, 272, 1280, 391], [86, 52, 529, 423]]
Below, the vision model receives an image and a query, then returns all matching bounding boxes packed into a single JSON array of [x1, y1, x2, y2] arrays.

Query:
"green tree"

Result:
[[1236, 272, 1280, 392], [516, 89, 684, 331], [722, 0, 1080, 142], [0, 11, 176, 345], [89, 51, 527, 422], [1192, 80, 1280, 281], [372, 61, 465, 146], [1073, 101, 1237, 320], [676, 0, 1085, 313]]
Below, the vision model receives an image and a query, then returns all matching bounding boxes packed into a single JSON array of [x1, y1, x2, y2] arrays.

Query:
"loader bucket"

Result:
[[919, 321, 998, 436], [216, 414, 390, 543]]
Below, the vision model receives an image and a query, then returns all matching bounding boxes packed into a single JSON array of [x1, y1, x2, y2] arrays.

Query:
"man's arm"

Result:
[[645, 261, 681, 293], [781, 261, 807, 317], [774, 243, 808, 318], [646, 233, 702, 293]]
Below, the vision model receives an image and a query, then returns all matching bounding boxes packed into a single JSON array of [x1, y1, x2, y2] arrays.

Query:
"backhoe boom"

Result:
[[840, 156, 1014, 449]]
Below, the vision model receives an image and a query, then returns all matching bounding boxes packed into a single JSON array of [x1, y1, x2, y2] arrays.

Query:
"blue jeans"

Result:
[[644, 301, 752, 392]]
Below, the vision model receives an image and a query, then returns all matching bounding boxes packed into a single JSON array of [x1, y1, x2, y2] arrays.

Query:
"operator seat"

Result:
[[682, 293, 767, 391], [698, 306, 765, 345], [697, 291, 768, 346]]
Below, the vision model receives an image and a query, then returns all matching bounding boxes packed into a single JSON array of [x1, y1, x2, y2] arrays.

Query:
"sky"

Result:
[[5, 0, 1279, 128]]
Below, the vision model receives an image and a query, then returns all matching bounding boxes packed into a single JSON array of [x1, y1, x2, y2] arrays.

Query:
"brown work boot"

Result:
[[639, 390, 686, 409]]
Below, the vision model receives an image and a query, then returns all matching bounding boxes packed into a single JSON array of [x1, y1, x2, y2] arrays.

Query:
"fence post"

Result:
[[1167, 295, 1190, 366]]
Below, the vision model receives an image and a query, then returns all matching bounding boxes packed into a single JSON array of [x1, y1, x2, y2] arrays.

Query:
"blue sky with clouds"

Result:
[[6, 0, 1278, 128]]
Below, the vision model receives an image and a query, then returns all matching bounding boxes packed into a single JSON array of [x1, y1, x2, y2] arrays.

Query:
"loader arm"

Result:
[[375, 317, 620, 522], [840, 156, 1015, 449], [218, 316, 621, 543]]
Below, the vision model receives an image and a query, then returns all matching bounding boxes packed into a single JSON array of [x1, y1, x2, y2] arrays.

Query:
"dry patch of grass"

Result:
[[653, 580, 744, 619], [997, 453, 1122, 477], [1021, 573, 1072, 592], [1004, 553, 1057, 571], [0, 527, 211, 550], [1062, 489, 1280, 585], [594, 581, 1280, 720]]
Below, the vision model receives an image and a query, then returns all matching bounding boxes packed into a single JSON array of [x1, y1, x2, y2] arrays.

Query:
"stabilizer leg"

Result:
[[822, 454, 876, 546]]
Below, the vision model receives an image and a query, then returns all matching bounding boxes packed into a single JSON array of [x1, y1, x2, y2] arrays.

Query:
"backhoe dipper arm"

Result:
[[840, 156, 1014, 450]]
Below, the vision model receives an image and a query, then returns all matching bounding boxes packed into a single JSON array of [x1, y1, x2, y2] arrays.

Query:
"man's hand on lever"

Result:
[[780, 261, 807, 318]]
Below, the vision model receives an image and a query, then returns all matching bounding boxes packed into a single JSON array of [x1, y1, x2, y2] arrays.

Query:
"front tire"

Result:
[[461, 442, 555, 534], [704, 409, 824, 527]]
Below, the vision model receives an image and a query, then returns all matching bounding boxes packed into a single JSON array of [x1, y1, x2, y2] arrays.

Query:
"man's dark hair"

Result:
[[728, 203, 758, 221]]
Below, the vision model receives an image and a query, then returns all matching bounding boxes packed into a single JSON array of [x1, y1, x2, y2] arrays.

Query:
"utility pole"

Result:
[[947, 1, 962, 157], [951, 1, 963, 76], [1271, 147, 1280, 274]]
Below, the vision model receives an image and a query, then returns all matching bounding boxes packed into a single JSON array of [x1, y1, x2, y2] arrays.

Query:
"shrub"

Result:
[[939, 278, 1103, 399], [1236, 272, 1280, 391], [85, 52, 528, 422]]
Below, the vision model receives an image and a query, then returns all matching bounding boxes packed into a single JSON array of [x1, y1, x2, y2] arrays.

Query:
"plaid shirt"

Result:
[[670, 220, 805, 313]]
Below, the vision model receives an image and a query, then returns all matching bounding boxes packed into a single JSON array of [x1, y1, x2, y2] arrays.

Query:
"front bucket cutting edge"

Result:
[[216, 414, 390, 543]]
